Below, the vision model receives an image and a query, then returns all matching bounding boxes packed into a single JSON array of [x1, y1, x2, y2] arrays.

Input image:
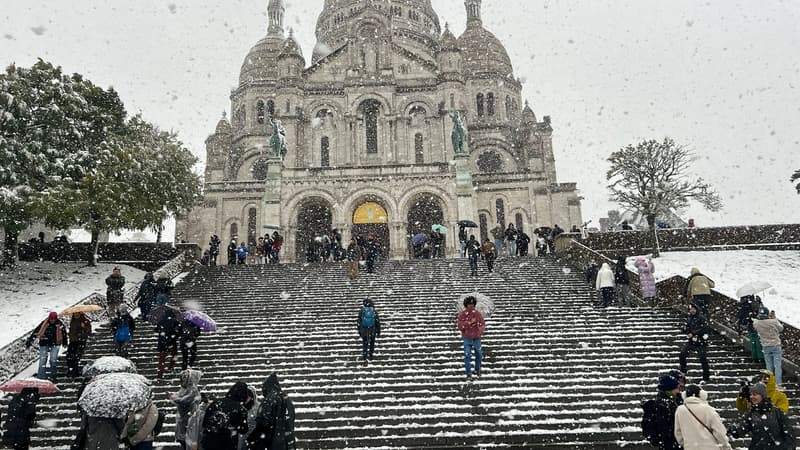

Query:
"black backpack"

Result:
[[641, 399, 658, 444]]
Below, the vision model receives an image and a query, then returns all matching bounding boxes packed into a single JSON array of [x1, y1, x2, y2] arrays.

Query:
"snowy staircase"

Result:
[[11, 256, 800, 449]]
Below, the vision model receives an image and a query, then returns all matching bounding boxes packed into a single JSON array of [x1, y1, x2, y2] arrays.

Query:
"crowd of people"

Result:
[[201, 232, 285, 267]]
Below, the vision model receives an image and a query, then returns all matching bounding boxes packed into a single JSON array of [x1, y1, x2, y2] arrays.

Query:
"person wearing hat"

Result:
[[679, 303, 710, 383], [684, 267, 714, 317], [25, 311, 68, 381], [729, 381, 795, 449], [674, 384, 731, 449], [110, 306, 136, 358], [735, 370, 789, 415], [641, 374, 682, 450], [105, 267, 126, 318], [457, 296, 485, 380], [752, 306, 785, 385]]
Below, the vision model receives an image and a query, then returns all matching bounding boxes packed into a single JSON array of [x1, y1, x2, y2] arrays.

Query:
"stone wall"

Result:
[[18, 242, 184, 264]]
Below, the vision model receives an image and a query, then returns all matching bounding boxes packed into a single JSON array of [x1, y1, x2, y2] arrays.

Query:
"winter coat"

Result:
[[642, 390, 681, 450], [134, 275, 156, 309], [504, 226, 517, 241], [157, 313, 183, 351], [753, 318, 783, 347], [68, 313, 92, 343], [154, 277, 174, 304], [27, 318, 67, 348], [172, 369, 202, 443], [614, 261, 630, 285], [490, 225, 504, 240], [105, 274, 126, 292], [85, 416, 125, 450], [480, 242, 497, 257], [346, 243, 361, 261], [209, 236, 221, 255], [180, 321, 202, 347], [595, 263, 615, 290], [239, 385, 261, 450], [737, 296, 761, 332], [248, 374, 296, 450], [111, 314, 136, 342], [674, 395, 731, 450], [732, 399, 795, 450], [685, 269, 714, 298], [635, 258, 656, 298], [0, 388, 38, 449], [466, 239, 481, 257], [684, 310, 708, 347], [200, 382, 250, 450], [457, 308, 485, 340], [122, 401, 158, 445], [357, 306, 381, 339], [736, 371, 789, 414]]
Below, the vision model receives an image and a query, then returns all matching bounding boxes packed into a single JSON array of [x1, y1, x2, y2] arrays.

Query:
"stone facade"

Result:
[[176, 0, 583, 261]]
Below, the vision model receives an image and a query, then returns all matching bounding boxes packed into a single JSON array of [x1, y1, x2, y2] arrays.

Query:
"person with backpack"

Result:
[[465, 235, 481, 277], [247, 373, 296, 450], [121, 400, 161, 450], [674, 384, 731, 449], [25, 311, 68, 381], [154, 276, 174, 307], [157, 309, 183, 379], [641, 374, 682, 450], [679, 303, 711, 383], [171, 369, 202, 450], [111, 307, 136, 358], [729, 382, 795, 449], [0, 387, 39, 450], [66, 312, 92, 378], [134, 273, 157, 320], [200, 381, 252, 450], [357, 299, 381, 362], [457, 296, 485, 380]]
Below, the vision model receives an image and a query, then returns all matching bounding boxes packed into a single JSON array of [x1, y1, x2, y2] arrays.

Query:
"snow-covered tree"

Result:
[[792, 169, 800, 194], [0, 60, 121, 258], [36, 116, 201, 265], [606, 137, 722, 256]]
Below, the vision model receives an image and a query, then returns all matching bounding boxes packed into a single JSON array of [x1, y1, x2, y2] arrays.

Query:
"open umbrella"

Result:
[[412, 233, 429, 246], [0, 378, 59, 394], [736, 281, 773, 299], [431, 224, 448, 234], [60, 304, 104, 315], [457, 220, 478, 228], [147, 304, 181, 324], [82, 356, 137, 379], [455, 292, 495, 319], [183, 310, 217, 332], [78, 373, 151, 419]]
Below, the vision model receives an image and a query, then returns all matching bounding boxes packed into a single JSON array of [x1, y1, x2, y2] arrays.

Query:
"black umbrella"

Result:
[[146, 305, 181, 325], [458, 220, 478, 228]]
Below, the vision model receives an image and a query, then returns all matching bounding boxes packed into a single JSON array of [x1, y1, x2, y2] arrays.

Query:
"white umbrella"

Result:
[[736, 281, 772, 299], [82, 356, 138, 379], [455, 292, 495, 318], [78, 373, 151, 419]]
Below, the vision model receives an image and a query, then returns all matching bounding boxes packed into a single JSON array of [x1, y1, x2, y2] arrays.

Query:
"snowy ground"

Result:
[[0, 262, 145, 349], [629, 250, 800, 328]]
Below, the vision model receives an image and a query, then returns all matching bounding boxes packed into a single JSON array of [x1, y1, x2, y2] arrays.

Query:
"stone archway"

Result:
[[295, 198, 333, 261], [406, 193, 445, 258], [352, 201, 390, 257]]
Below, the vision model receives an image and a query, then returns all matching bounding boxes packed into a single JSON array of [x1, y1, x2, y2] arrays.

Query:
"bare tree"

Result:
[[792, 169, 800, 194], [606, 138, 722, 256]]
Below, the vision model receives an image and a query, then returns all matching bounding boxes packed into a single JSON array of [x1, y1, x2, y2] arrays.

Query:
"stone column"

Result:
[[390, 221, 406, 260], [262, 159, 284, 256]]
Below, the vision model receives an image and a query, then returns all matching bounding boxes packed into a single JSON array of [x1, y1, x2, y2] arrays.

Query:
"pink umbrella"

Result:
[[0, 378, 60, 394]]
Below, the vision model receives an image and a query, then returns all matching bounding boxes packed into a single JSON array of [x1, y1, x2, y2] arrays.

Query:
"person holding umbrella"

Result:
[[25, 311, 67, 381], [180, 319, 202, 371], [0, 387, 39, 450], [457, 296, 485, 380], [79, 373, 151, 450], [66, 312, 92, 378], [156, 309, 183, 379]]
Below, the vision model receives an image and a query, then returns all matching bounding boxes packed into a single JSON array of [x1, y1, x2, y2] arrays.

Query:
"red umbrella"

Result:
[[0, 378, 60, 394]]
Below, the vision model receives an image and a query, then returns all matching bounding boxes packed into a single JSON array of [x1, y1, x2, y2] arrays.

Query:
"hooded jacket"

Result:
[[68, 313, 92, 343], [248, 374, 296, 450], [122, 401, 158, 445], [201, 381, 250, 450], [172, 369, 202, 442], [736, 371, 788, 414], [674, 393, 731, 450], [595, 263, 615, 290], [732, 397, 795, 450], [685, 268, 715, 297], [0, 387, 38, 448]]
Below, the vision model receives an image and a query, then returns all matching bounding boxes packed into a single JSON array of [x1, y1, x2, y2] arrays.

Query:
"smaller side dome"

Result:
[[522, 101, 537, 124], [278, 30, 304, 60], [215, 111, 232, 134], [439, 23, 459, 51]]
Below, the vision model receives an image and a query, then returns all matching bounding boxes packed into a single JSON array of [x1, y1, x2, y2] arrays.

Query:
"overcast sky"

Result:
[[2, 0, 799, 228]]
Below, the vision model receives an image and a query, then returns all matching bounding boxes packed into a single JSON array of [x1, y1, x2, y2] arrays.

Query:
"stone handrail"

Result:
[[558, 239, 799, 378], [0, 251, 191, 384]]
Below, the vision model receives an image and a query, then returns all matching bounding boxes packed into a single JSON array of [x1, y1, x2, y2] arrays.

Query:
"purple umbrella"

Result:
[[182, 310, 217, 332], [411, 233, 429, 246]]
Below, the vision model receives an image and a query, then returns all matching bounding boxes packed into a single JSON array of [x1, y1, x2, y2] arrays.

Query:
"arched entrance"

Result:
[[295, 199, 333, 261], [407, 193, 445, 258], [352, 201, 390, 256]]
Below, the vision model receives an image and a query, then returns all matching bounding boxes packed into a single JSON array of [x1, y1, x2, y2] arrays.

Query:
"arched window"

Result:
[[230, 223, 239, 241], [247, 208, 257, 247], [256, 100, 266, 124], [479, 214, 488, 242], [321, 136, 330, 167], [266, 100, 275, 118], [487, 93, 495, 116], [414, 133, 424, 164], [495, 199, 506, 228], [362, 100, 381, 154], [506, 95, 512, 119], [515, 213, 524, 232], [476, 94, 484, 117]]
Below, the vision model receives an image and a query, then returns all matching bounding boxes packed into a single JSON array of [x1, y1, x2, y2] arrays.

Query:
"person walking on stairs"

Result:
[[157, 309, 183, 379], [634, 256, 656, 300], [200, 381, 252, 450], [614, 256, 631, 306], [674, 384, 731, 449], [26, 311, 67, 381], [134, 272, 157, 321], [346, 237, 361, 280], [752, 307, 784, 386], [105, 267, 126, 318], [121, 400, 160, 450], [679, 303, 711, 383], [641, 374, 682, 450], [209, 234, 221, 266], [685, 267, 714, 317], [0, 387, 39, 450], [457, 296, 485, 380], [465, 235, 481, 277], [357, 299, 381, 362], [171, 369, 202, 450], [227, 239, 238, 265], [247, 373, 296, 450], [490, 224, 504, 257], [480, 238, 497, 273], [180, 319, 202, 371], [111, 307, 135, 358], [66, 312, 92, 378], [595, 262, 615, 307]]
